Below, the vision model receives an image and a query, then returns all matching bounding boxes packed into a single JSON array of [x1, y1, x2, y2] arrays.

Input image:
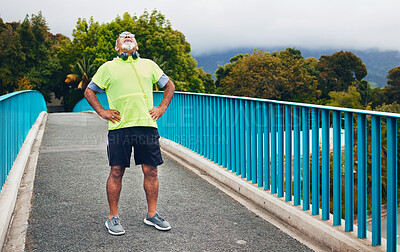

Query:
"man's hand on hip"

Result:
[[99, 109, 121, 124], [149, 106, 166, 121]]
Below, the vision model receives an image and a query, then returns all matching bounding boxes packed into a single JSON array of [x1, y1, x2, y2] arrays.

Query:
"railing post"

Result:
[[183, 94, 187, 147], [226, 98, 231, 170], [205, 96, 210, 159], [357, 114, 367, 238], [216, 97, 221, 164], [293, 106, 301, 206], [240, 99, 246, 178], [210, 96, 215, 161], [285, 105, 292, 202], [200, 95, 204, 156], [345, 112, 354, 232], [178, 94, 182, 145], [194, 95, 198, 153], [251, 101, 257, 184], [257, 102, 263, 187], [386, 117, 397, 251], [332, 111, 342, 226], [278, 104, 284, 198], [246, 100, 251, 180], [312, 108, 319, 215], [6, 101, 11, 175], [371, 115, 382, 245], [235, 99, 241, 175], [221, 98, 226, 167], [302, 107, 310, 211], [263, 103, 270, 190], [322, 109, 330, 220], [271, 103, 277, 194], [230, 99, 235, 172], [0, 101, 4, 188]]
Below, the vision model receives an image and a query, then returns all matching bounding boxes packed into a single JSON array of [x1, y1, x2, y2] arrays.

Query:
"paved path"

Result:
[[25, 113, 312, 251]]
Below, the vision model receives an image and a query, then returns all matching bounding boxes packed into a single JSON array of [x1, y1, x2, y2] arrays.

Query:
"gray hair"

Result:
[[116, 31, 135, 46]]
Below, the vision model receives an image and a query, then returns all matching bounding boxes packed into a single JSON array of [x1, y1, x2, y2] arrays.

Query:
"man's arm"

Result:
[[84, 87, 121, 124], [150, 79, 175, 121]]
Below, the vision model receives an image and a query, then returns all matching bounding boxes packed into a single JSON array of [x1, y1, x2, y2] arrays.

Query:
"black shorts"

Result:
[[107, 127, 163, 167]]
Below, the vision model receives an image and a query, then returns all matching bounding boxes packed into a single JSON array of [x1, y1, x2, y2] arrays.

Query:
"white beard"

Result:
[[121, 42, 135, 51]]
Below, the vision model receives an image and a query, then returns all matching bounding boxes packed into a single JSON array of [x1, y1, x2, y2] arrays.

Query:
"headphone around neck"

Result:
[[118, 51, 140, 60]]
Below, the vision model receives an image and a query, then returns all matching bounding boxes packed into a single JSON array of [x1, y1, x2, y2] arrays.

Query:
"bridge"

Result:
[[0, 90, 399, 251]]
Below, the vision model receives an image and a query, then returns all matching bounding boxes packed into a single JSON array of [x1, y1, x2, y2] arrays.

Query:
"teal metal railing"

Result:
[[72, 93, 109, 112], [0, 90, 47, 191], [154, 91, 399, 251]]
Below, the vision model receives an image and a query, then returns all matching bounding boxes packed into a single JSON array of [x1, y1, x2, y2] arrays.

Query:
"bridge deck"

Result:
[[24, 113, 312, 251]]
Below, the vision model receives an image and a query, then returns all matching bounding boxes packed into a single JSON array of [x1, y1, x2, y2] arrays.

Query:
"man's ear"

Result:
[[115, 45, 119, 52]]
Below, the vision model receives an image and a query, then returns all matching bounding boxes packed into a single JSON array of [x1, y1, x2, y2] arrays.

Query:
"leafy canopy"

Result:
[[0, 13, 67, 101], [317, 50, 367, 99], [219, 48, 317, 103], [70, 10, 209, 93]]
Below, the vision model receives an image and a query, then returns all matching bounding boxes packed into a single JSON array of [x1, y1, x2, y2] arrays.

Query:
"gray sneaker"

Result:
[[105, 216, 125, 235], [143, 212, 171, 231]]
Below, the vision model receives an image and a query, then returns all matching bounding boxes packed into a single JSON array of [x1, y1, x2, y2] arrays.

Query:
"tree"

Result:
[[215, 54, 244, 93], [326, 85, 363, 109], [219, 49, 317, 102], [0, 18, 24, 94], [357, 80, 373, 108], [197, 68, 215, 93], [65, 58, 96, 90], [0, 13, 66, 102], [69, 10, 207, 93], [317, 51, 367, 100], [384, 66, 400, 104]]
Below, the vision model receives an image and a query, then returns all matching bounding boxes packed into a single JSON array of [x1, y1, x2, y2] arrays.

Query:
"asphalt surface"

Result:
[[25, 113, 312, 251]]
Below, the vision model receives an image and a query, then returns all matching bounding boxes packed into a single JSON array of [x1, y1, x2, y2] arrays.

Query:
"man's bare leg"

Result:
[[142, 164, 158, 217], [107, 165, 126, 220]]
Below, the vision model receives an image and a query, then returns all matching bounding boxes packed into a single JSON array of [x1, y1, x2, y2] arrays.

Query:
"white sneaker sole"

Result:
[[143, 218, 172, 231], [105, 221, 126, 235]]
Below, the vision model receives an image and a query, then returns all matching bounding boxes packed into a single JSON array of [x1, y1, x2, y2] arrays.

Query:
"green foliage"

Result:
[[0, 18, 24, 94], [356, 80, 373, 108], [219, 49, 317, 103], [197, 68, 215, 93], [317, 51, 367, 100], [65, 58, 96, 89], [0, 13, 67, 102], [383, 66, 400, 104], [369, 87, 386, 108], [69, 10, 206, 93], [327, 86, 364, 109], [215, 54, 244, 93]]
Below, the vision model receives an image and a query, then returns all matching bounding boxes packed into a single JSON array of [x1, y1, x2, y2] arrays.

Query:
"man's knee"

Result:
[[142, 164, 157, 178], [110, 166, 125, 178]]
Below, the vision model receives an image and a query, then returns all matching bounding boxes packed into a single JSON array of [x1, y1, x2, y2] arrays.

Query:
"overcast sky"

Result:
[[1, 0, 399, 56]]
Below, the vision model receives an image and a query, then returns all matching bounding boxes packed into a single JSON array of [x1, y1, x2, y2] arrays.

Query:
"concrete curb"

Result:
[[0, 111, 47, 250], [160, 138, 387, 252]]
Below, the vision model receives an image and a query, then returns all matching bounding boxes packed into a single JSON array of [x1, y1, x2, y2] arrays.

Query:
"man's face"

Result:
[[115, 32, 138, 52]]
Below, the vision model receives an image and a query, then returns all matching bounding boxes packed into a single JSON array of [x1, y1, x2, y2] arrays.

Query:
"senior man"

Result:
[[84, 31, 175, 235]]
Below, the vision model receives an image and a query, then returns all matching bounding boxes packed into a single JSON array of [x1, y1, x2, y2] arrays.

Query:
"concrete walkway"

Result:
[[23, 113, 312, 251]]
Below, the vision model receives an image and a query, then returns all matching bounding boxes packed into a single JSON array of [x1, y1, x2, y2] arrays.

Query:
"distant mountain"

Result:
[[193, 47, 400, 88]]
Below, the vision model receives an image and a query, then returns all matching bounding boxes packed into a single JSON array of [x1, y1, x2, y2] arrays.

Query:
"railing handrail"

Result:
[[154, 91, 400, 119], [0, 90, 42, 103], [0, 90, 47, 191], [153, 91, 398, 250]]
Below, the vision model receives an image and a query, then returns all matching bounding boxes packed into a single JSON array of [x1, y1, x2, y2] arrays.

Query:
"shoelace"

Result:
[[111, 217, 120, 226], [155, 214, 165, 221]]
